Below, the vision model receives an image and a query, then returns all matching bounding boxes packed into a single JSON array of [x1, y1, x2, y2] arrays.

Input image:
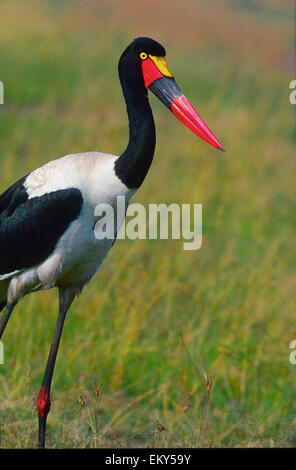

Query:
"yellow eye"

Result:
[[140, 52, 148, 60]]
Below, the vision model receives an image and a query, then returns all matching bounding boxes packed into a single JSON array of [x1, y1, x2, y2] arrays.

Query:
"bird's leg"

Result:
[[37, 287, 75, 448], [0, 304, 15, 339]]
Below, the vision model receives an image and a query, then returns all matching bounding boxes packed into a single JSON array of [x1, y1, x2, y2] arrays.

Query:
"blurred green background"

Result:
[[0, 0, 295, 447]]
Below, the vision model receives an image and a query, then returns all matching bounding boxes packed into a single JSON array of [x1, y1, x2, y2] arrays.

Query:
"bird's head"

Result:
[[118, 37, 224, 151]]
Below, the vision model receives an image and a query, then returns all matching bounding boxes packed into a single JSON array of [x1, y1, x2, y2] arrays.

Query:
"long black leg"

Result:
[[0, 304, 15, 339], [37, 287, 75, 448]]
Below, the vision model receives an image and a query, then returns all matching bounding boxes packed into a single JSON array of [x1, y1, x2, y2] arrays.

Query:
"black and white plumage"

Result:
[[0, 152, 134, 306], [0, 37, 223, 447]]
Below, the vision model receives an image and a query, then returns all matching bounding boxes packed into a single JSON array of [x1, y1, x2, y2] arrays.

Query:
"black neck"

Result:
[[115, 81, 156, 189]]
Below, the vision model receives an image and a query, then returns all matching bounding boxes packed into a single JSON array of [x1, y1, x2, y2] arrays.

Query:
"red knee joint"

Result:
[[37, 386, 51, 418]]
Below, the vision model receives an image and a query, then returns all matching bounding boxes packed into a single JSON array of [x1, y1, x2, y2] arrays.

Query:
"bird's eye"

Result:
[[140, 52, 148, 60]]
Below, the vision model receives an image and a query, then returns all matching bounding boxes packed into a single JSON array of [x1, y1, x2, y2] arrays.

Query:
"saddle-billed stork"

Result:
[[0, 37, 224, 447]]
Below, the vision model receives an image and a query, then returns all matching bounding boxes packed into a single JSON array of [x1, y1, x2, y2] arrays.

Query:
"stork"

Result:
[[0, 37, 224, 447]]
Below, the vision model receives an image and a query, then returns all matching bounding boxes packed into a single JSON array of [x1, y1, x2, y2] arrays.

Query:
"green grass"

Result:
[[0, 0, 295, 447]]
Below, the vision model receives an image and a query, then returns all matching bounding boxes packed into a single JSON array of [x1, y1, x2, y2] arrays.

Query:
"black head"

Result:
[[129, 37, 166, 57], [118, 37, 225, 151], [118, 37, 166, 91]]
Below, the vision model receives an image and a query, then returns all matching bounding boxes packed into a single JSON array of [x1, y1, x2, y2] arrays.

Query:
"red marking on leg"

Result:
[[37, 386, 51, 418]]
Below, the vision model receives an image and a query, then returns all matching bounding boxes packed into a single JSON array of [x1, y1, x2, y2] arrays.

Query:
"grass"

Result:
[[0, 0, 295, 447]]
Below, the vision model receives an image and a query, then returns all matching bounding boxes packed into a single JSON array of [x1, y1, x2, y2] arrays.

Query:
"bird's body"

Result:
[[0, 37, 223, 447], [0, 151, 135, 306]]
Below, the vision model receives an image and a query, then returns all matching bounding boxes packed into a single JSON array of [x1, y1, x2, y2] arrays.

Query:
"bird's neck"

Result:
[[115, 83, 156, 189]]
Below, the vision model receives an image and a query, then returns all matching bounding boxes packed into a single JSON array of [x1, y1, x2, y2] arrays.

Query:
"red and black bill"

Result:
[[141, 56, 224, 151]]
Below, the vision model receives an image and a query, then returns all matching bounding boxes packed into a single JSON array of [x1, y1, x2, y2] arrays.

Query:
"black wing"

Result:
[[0, 180, 83, 275], [0, 175, 28, 217]]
